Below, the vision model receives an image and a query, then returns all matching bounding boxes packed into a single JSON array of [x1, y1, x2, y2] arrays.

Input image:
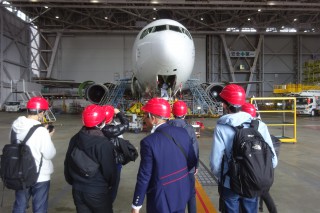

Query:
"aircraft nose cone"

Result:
[[152, 33, 191, 68]]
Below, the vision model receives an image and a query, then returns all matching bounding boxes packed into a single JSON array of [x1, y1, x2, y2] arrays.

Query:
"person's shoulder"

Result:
[[33, 125, 49, 135]]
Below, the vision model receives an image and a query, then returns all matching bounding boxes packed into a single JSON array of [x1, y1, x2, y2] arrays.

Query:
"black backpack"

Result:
[[0, 124, 43, 190], [228, 120, 274, 198]]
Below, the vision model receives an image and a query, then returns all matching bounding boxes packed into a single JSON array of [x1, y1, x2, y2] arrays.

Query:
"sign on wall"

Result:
[[229, 51, 256, 57]]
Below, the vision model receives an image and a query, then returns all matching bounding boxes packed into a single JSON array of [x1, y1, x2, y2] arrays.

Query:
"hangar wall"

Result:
[[210, 34, 320, 96], [0, 7, 32, 107], [52, 33, 320, 97]]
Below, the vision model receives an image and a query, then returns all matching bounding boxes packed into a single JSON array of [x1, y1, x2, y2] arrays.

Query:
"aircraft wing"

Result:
[[33, 79, 81, 88]]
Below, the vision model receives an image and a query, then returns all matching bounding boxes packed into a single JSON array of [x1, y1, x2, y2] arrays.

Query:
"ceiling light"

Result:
[[293, 18, 297, 22], [153, 7, 157, 11], [248, 18, 251, 21], [153, 17, 156, 20], [55, 16, 59, 19], [91, 0, 99, 3], [267, 1, 276, 6], [200, 17, 204, 21], [104, 16, 108, 20], [258, 9, 261, 12], [44, 6, 48, 9]]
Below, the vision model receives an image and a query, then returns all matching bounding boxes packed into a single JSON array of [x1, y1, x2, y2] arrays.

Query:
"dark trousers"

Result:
[[13, 181, 50, 213], [72, 189, 113, 213], [111, 164, 122, 203], [187, 173, 197, 213], [259, 191, 277, 213]]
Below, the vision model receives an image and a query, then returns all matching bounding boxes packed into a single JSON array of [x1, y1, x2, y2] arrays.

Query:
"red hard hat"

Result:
[[241, 102, 256, 117], [172, 100, 187, 117], [219, 84, 246, 106], [82, 104, 105, 127], [141, 98, 171, 118], [27, 97, 49, 110], [102, 105, 115, 124]]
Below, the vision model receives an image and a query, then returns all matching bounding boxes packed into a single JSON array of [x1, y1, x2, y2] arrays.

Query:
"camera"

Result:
[[47, 124, 54, 133]]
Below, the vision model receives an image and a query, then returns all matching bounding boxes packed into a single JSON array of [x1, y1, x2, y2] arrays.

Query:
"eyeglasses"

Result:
[[145, 112, 152, 119]]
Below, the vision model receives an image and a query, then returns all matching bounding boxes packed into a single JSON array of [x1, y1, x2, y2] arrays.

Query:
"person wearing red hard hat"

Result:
[[131, 98, 198, 213], [241, 102, 257, 117], [241, 102, 279, 213], [10, 96, 56, 213], [209, 84, 278, 213], [101, 105, 132, 203], [64, 104, 117, 213], [168, 100, 199, 213]]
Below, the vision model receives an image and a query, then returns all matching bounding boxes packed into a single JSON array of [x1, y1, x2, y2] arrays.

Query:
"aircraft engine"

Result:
[[85, 83, 110, 105], [204, 83, 224, 102]]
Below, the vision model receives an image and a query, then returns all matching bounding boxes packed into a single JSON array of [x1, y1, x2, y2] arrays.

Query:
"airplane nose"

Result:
[[152, 33, 191, 67]]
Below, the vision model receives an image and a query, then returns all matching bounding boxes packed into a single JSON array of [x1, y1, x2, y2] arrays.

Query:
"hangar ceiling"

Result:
[[2, 0, 320, 34]]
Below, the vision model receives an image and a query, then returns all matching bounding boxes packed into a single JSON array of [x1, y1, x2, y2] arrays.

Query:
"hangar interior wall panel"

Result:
[[59, 35, 126, 83], [0, 7, 31, 105], [192, 36, 206, 83], [301, 36, 320, 61], [264, 36, 296, 95], [210, 34, 320, 96]]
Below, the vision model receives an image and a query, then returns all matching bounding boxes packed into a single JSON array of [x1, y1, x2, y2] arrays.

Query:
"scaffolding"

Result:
[[303, 60, 320, 84], [186, 79, 221, 116], [105, 78, 130, 108]]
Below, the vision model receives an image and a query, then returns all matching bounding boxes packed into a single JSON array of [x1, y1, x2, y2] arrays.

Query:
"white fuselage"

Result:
[[132, 19, 195, 96]]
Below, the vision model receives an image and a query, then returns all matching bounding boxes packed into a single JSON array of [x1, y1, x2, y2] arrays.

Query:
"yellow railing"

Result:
[[250, 97, 297, 143]]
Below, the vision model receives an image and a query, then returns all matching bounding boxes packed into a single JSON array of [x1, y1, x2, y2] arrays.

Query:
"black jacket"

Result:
[[64, 127, 117, 193], [101, 112, 129, 138], [101, 111, 129, 146]]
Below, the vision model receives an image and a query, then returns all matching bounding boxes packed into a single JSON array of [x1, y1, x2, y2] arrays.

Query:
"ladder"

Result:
[[105, 78, 130, 108], [186, 79, 221, 115]]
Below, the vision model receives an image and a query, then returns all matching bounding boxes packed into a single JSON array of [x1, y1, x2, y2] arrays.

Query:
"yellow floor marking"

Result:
[[195, 178, 218, 213]]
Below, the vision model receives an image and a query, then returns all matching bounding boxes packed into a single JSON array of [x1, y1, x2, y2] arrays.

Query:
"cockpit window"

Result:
[[140, 24, 192, 40], [153, 25, 167, 32], [182, 28, 192, 40], [140, 27, 153, 39], [169, 25, 181, 33]]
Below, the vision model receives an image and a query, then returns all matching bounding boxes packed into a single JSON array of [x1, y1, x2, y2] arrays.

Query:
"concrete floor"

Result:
[[0, 111, 320, 213]]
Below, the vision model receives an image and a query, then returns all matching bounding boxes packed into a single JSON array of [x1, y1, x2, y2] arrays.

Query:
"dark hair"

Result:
[[222, 100, 241, 113], [174, 115, 184, 119], [27, 109, 45, 115]]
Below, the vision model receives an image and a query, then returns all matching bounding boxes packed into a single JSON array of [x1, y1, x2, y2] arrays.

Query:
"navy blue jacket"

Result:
[[132, 123, 198, 213], [168, 118, 200, 170]]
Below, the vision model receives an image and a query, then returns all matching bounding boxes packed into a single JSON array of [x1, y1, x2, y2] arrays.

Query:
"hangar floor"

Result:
[[0, 111, 320, 213]]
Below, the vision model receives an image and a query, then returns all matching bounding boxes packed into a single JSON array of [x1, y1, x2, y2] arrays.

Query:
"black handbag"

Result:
[[113, 138, 138, 165]]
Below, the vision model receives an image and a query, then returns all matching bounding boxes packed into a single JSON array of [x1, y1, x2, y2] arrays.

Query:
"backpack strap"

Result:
[[158, 131, 188, 161], [19, 124, 44, 188], [250, 119, 260, 130], [21, 124, 43, 145]]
